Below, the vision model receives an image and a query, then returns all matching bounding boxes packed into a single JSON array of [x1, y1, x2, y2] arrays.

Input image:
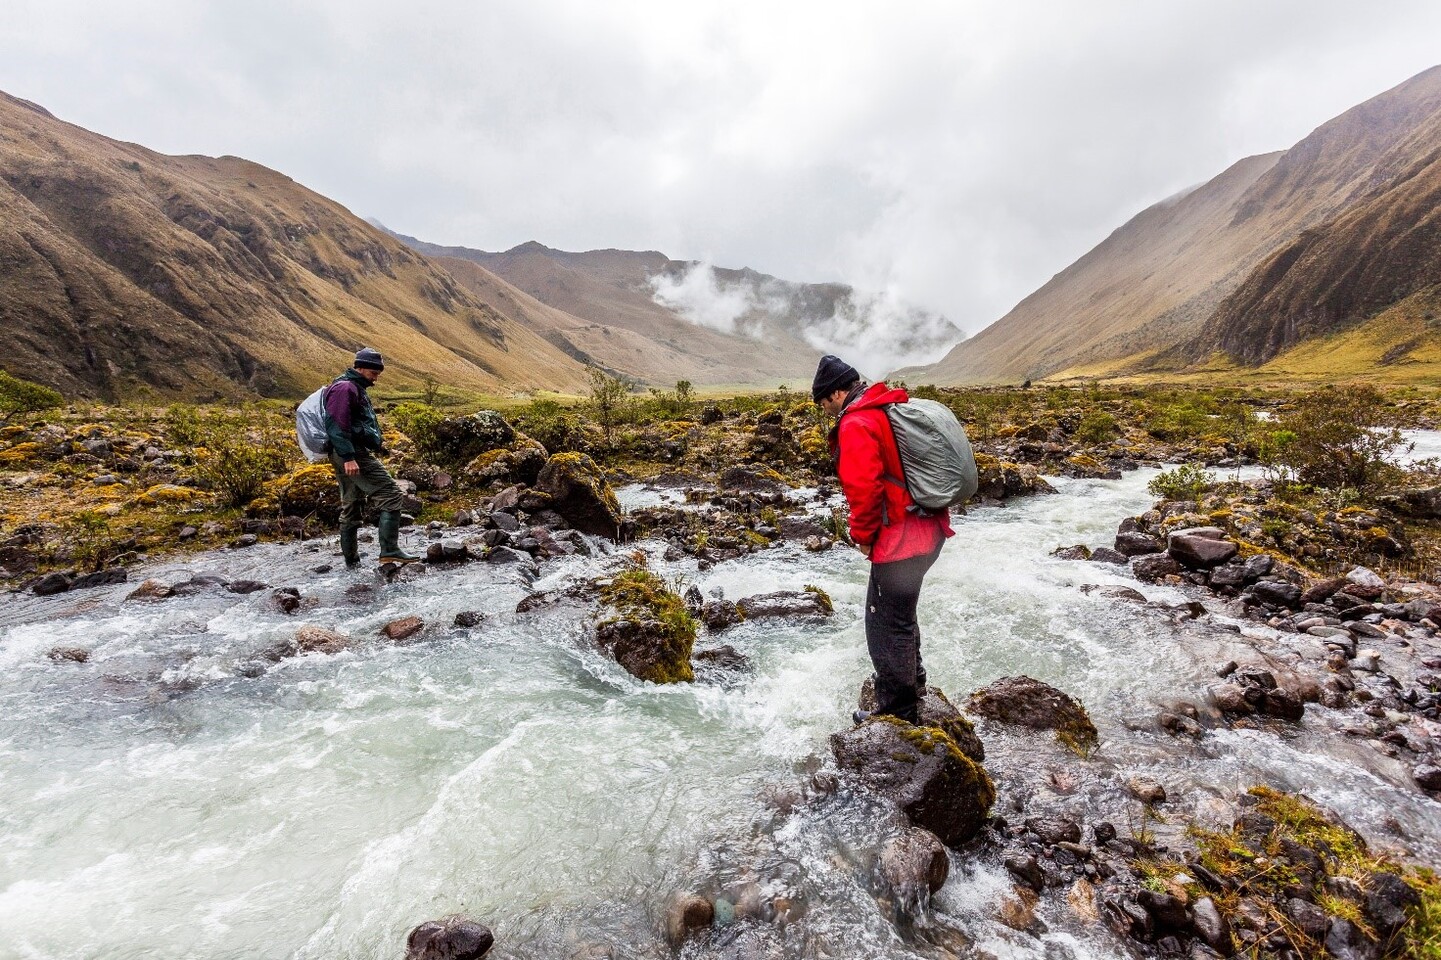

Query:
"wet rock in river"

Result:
[[664, 894, 714, 946], [859, 679, 985, 762], [71, 567, 128, 590], [595, 619, 694, 684], [1344, 565, 1386, 600], [47, 646, 89, 663], [126, 578, 174, 601], [1414, 763, 1441, 791], [453, 611, 485, 628], [1024, 815, 1081, 846], [1004, 853, 1045, 891], [701, 598, 740, 631], [405, 916, 494, 960], [1131, 553, 1181, 582], [382, 617, 425, 642], [271, 588, 300, 615], [1250, 579, 1302, 608], [1114, 531, 1163, 556], [830, 717, 994, 845], [286, 626, 351, 657], [1167, 532, 1237, 569], [1052, 543, 1091, 560], [966, 675, 1098, 753], [226, 579, 269, 595], [694, 645, 751, 675], [735, 589, 832, 621], [30, 571, 72, 596], [1126, 775, 1167, 804], [1087, 546, 1129, 565], [878, 826, 950, 898]]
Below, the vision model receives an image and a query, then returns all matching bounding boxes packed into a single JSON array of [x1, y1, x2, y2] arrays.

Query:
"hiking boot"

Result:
[[852, 709, 872, 726], [339, 526, 361, 569], [377, 511, 419, 564]]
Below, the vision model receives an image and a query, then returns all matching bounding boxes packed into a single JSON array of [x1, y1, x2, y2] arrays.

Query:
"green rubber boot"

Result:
[[377, 511, 419, 564], [339, 525, 362, 569]]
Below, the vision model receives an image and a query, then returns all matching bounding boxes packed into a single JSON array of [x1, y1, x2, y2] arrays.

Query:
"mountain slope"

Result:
[[904, 65, 1441, 385], [1193, 107, 1441, 364], [387, 231, 963, 383], [0, 91, 592, 400]]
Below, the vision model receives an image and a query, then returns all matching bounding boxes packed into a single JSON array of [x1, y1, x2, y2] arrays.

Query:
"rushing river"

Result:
[[1, 457, 1438, 959]]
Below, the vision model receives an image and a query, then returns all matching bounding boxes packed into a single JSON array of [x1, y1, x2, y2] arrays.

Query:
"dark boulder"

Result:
[[1114, 531, 1163, 556], [1088, 547, 1129, 565], [534, 453, 623, 539], [736, 589, 832, 621], [31, 571, 72, 596], [1024, 815, 1081, 846], [1364, 870, 1421, 938], [1132, 554, 1181, 582], [859, 678, 985, 762], [70, 568, 128, 590], [434, 411, 515, 463], [700, 598, 741, 630], [595, 619, 694, 684], [966, 675, 1098, 753], [1052, 544, 1091, 560], [405, 916, 494, 960], [1167, 533, 1238, 569], [878, 827, 950, 899], [1251, 580, 1302, 608], [830, 718, 994, 845]]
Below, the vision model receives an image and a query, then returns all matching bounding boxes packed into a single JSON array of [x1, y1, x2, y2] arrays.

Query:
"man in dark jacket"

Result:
[[324, 348, 418, 566], [815, 355, 954, 725]]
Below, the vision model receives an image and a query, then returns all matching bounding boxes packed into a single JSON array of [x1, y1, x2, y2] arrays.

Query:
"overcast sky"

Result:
[[4, 1, 1440, 336]]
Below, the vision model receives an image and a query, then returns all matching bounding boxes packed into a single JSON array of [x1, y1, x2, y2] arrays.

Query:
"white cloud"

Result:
[[3, 1, 1440, 339]]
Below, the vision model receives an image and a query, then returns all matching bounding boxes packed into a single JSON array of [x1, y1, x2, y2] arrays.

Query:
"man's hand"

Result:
[[858, 542, 872, 558], [344, 460, 360, 477]]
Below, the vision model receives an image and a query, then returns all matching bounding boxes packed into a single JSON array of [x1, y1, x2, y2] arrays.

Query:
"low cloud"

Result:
[[649, 262, 963, 376]]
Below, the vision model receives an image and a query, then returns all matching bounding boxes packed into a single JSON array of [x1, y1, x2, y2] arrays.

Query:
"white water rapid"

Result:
[[2, 459, 1437, 959]]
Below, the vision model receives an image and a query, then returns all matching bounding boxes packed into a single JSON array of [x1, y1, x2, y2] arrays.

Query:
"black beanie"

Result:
[[811, 355, 859, 402], [354, 347, 385, 371]]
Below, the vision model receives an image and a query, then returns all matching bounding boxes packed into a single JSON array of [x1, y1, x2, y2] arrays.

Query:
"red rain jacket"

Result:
[[829, 383, 954, 564]]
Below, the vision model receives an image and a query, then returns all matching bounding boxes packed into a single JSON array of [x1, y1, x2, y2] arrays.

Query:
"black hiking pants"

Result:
[[866, 545, 943, 724]]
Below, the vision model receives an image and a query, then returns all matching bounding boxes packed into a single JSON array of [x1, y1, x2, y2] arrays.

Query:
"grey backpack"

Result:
[[295, 383, 333, 463], [884, 398, 978, 511]]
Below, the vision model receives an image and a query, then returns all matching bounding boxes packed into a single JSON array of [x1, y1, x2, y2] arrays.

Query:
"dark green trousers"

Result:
[[329, 450, 404, 526]]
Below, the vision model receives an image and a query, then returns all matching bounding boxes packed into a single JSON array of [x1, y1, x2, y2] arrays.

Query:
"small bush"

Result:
[[1268, 385, 1406, 498], [1075, 409, 1119, 444], [1147, 462, 1215, 502], [193, 410, 290, 507], [0, 370, 63, 424], [389, 402, 446, 458]]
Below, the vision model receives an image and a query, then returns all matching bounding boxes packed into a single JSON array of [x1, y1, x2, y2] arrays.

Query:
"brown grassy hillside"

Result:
[[904, 65, 1441, 385], [389, 234, 821, 385], [0, 91, 592, 400]]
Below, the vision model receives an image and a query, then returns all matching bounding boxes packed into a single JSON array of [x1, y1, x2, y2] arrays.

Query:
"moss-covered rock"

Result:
[[830, 716, 995, 845], [535, 452, 622, 539], [595, 570, 697, 683], [859, 679, 985, 762], [263, 464, 341, 522], [966, 675, 1098, 756], [433, 410, 516, 464]]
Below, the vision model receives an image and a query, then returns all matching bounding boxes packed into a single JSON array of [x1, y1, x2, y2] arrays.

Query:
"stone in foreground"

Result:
[[859, 679, 985, 762], [405, 916, 494, 960], [966, 675, 1098, 753], [830, 718, 994, 845]]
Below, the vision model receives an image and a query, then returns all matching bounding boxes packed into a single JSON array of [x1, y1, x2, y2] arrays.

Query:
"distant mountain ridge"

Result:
[[0, 90, 600, 399], [382, 229, 964, 381], [901, 65, 1441, 385]]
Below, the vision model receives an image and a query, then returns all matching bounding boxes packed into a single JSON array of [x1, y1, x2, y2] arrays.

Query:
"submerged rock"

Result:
[[878, 826, 950, 899], [830, 718, 995, 845], [966, 675, 1098, 753], [596, 570, 696, 684], [405, 916, 494, 960], [664, 894, 714, 946]]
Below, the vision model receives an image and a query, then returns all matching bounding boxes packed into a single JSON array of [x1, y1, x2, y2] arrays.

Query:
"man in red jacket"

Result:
[[815, 355, 954, 725]]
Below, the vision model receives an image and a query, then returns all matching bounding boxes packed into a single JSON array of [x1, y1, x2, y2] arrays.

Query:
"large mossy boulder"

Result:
[[434, 411, 515, 464], [859, 679, 985, 762], [534, 452, 623, 539], [463, 435, 548, 487], [265, 464, 341, 522], [595, 570, 696, 683], [966, 675, 1098, 754], [830, 718, 995, 846]]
